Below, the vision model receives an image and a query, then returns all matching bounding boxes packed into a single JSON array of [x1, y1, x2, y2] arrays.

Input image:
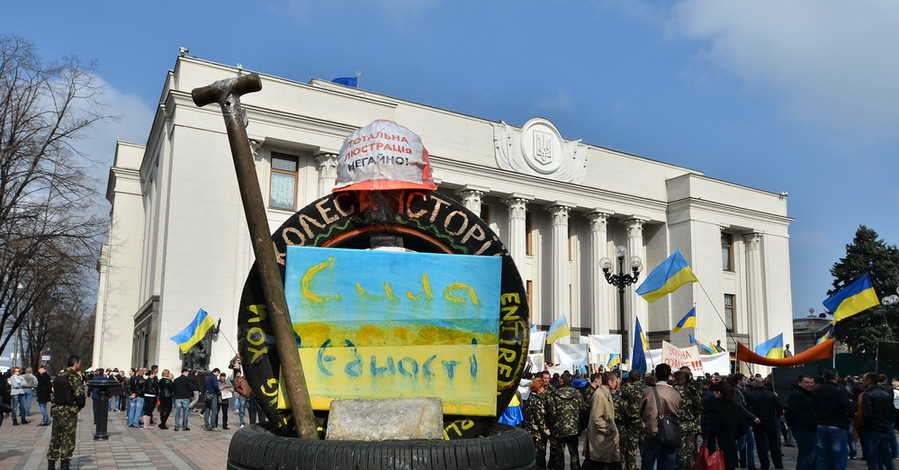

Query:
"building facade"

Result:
[[93, 57, 795, 373]]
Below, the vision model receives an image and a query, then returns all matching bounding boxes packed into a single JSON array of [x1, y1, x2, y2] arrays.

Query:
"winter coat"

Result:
[[36, 371, 53, 403], [586, 386, 620, 463]]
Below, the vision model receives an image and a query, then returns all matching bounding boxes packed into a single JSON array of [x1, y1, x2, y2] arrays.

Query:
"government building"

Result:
[[92, 56, 794, 373]]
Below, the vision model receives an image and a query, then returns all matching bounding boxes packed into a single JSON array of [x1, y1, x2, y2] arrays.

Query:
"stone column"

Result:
[[587, 212, 610, 336], [458, 189, 484, 215], [550, 204, 571, 339], [314, 152, 339, 198], [744, 233, 765, 347], [625, 218, 647, 341], [504, 196, 529, 273]]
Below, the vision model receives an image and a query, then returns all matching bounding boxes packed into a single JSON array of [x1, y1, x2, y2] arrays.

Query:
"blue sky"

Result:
[[4, 1, 898, 320]]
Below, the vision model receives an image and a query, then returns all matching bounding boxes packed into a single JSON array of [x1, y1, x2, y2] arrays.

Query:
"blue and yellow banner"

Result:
[[817, 325, 835, 344], [170, 308, 216, 354], [284, 247, 501, 416], [754, 333, 784, 359], [823, 274, 879, 321], [635, 250, 699, 303], [688, 334, 716, 355], [672, 307, 697, 333], [631, 317, 648, 374]]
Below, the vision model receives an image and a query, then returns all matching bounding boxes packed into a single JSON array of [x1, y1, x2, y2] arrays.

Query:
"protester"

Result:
[[36, 365, 53, 426], [706, 381, 745, 470], [812, 368, 856, 470], [640, 363, 680, 470], [855, 373, 895, 470], [786, 375, 817, 470], [172, 368, 192, 431], [47, 355, 85, 470], [584, 371, 621, 470], [524, 379, 552, 470]]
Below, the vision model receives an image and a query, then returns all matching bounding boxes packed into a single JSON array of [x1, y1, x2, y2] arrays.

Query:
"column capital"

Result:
[[314, 152, 339, 170], [549, 204, 570, 226], [249, 139, 264, 162], [457, 188, 485, 213], [625, 218, 645, 237], [586, 212, 609, 232], [505, 197, 529, 219], [743, 232, 763, 250]]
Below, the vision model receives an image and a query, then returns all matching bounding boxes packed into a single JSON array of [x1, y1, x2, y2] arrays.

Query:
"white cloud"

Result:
[[77, 75, 154, 206], [535, 88, 574, 111], [667, 0, 899, 149]]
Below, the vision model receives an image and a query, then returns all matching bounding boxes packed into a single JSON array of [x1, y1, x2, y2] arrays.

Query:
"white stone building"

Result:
[[93, 56, 794, 373]]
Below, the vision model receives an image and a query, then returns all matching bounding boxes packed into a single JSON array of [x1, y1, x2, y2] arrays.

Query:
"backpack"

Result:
[[53, 371, 76, 405]]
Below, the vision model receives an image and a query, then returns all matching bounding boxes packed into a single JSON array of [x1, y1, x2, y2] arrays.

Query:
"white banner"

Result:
[[548, 365, 570, 377], [527, 353, 544, 372], [660, 341, 704, 375], [589, 334, 622, 354], [554, 343, 589, 366], [528, 331, 546, 351], [700, 351, 731, 376]]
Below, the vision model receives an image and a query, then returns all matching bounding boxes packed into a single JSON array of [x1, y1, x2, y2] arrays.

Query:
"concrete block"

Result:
[[325, 397, 444, 441]]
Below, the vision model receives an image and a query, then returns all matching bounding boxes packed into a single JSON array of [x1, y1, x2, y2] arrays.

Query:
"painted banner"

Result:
[[284, 246, 501, 416], [660, 341, 704, 375], [554, 343, 589, 366]]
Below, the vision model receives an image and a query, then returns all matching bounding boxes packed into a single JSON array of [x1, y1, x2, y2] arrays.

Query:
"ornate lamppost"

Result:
[[599, 245, 643, 357]]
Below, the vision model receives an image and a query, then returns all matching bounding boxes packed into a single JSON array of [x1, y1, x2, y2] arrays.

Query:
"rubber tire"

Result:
[[237, 190, 530, 439], [227, 423, 536, 470]]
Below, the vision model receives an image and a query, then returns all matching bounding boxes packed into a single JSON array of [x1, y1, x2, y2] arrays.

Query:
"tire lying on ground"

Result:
[[227, 423, 536, 470], [237, 190, 531, 440]]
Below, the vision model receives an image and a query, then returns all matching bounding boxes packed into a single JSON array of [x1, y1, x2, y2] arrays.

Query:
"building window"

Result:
[[526, 280, 533, 310], [721, 233, 734, 271], [525, 212, 533, 256], [724, 294, 735, 332], [270, 153, 298, 210]]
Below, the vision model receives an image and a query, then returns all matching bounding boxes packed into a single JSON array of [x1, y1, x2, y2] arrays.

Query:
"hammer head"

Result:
[[192, 72, 262, 107]]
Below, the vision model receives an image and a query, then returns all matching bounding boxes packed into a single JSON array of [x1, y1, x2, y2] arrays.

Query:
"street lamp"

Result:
[[882, 286, 899, 306], [599, 245, 643, 357]]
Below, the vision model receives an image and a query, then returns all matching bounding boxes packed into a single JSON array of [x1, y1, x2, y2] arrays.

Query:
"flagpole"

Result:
[[697, 281, 751, 375]]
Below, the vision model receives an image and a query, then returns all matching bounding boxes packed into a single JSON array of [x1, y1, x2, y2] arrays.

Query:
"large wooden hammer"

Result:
[[192, 73, 318, 439]]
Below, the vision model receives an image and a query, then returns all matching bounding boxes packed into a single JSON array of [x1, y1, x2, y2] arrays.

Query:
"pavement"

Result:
[[0, 403, 234, 470], [0, 401, 878, 470]]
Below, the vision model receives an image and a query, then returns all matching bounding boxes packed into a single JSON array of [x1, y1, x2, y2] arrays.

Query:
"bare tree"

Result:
[[0, 35, 108, 356]]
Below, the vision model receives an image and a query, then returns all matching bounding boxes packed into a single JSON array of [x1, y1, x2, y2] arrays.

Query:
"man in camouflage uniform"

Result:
[[47, 355, 85, 470], [672, 368, 703, 470], [618, 369, 645, 470], [547, 373, 587, 469]]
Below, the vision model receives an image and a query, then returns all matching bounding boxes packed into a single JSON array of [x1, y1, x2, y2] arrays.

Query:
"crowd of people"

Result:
[[510, 364, 899, 470]]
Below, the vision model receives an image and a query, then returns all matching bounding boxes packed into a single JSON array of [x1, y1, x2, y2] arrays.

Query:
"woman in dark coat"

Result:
[[157, 369, 174, 430], [707, 381, 747, 470]]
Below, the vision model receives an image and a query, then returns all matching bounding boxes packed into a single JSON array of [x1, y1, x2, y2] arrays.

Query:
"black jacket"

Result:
[[129, 375, 146, 396], [747, 386, 781, 421], [786, 386, 815, 433], [860, 387, 893, 433], [172, 375, 193, 399], [37, 371, 53, 403], [158, 377, 173, 398], [812, 381, 856, 428], [143, 376, 160, 397]]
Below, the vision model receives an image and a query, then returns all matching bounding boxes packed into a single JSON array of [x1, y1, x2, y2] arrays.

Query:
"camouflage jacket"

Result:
[[673, 379, 703, 431], [56, 367, 86, 409], [523, 389, 551, 439], [547, 385, 587, 438], [618, 381, 645, 430]]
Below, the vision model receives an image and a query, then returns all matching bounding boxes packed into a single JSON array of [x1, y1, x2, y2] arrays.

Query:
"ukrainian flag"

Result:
[[631, 317, 648, 374], [753, 333, 784, 359], [689, 334, 716, 354], [823, 274, 880, 321], [672, 307, 697, 333], [545, 315, 571, 344], [635, 250, 699, 303], [817, 325, 835, 345], [170, 308, 217, 354], [607, 353, 621, 368]]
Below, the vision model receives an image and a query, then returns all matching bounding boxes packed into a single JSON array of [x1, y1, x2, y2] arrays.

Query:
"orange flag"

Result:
[[736, 339, 834, 367]]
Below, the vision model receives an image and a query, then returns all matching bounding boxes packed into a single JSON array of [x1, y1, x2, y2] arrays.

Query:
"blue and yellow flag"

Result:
[[546, 315, 571, 344], [823, 274, 879, 321], [689, 334, 716, 354], [170, 308, 216, 354], [672, 307, 697, 333], [631, 317, 648, 374], [607, 353, 621, 368], [817, 325, 835, 345], [753, 333, 784, 359], [635, 250, 699, 303]]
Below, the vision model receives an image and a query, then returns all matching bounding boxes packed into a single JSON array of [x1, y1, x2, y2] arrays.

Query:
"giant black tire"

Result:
[[227, 423, 536, 470], [237, 190, 530, 439]]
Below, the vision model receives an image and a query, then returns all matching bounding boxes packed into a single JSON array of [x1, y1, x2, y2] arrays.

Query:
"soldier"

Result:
[[47, 355, 85, 470], [524, 379, 553, 469], [618, 370, 644, 470], [547, 373, 588, 469], [673, 368, 703, 470]]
